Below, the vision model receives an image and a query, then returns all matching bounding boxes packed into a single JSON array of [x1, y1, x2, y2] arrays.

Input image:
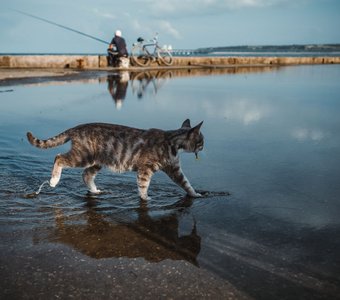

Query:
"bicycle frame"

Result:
[[131, 34, 173, 67], [141, 37, 160, 57]]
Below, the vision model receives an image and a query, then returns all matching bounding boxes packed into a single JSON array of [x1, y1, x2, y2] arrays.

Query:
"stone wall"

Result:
[[0, 55, 100, 69], [169, 56, 340, 66], [1, 55, 340, 69]]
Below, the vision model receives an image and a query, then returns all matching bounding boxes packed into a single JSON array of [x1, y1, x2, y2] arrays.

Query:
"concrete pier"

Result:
[[0, 55, 105, 69], [0, 55, 340, 70]]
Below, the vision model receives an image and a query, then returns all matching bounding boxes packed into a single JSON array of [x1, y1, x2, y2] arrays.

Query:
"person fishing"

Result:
[[13, 9, 129, 67], [108, 30, 128, 67]]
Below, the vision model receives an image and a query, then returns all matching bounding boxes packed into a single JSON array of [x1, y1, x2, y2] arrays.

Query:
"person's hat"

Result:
[[115, 30, 122, 37]]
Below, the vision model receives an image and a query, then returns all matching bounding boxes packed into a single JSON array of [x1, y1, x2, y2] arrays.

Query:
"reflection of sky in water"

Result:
[[1, 65, 340, 230]]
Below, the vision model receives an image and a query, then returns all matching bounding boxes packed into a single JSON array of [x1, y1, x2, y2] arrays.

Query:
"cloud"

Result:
[[291, 128, 326, 142], [158, 20, 182, 39], [137, 0, 289, 16], [203, 98, 270, 125], [123, 15, 181, 42], [92, 8, 116, 20]]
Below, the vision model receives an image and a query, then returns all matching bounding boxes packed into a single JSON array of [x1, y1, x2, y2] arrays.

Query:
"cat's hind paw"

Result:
[[139, 193, 151, 201]]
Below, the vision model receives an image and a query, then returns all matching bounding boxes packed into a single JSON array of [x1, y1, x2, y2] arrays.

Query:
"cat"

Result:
[[27, 119, 204, 200]]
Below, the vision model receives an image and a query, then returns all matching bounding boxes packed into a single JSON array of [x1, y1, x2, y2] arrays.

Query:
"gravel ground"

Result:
[[0, 228, 250, 300]]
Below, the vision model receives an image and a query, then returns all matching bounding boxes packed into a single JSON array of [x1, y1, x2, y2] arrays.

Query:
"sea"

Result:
[[198, 51, 340, 57], [2, 50, 340, 57]]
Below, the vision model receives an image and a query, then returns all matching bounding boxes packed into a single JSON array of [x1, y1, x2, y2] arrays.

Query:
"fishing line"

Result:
[[11, 8, 109, 45]]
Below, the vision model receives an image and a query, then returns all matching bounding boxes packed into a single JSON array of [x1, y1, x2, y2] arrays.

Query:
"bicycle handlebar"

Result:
[[137, 33, 159, 44]]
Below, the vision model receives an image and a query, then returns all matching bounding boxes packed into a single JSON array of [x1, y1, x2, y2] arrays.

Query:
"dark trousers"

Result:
[[107, 49, 119, 66], [107, 49, 128, 67]]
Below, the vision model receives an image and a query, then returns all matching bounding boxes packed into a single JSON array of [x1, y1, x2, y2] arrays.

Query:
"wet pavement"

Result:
[[1, 226, 245, 299], [1, 66, 340, 299]]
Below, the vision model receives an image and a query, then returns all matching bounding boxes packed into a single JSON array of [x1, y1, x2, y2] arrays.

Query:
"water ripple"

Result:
[[1, 172, 220, 228]]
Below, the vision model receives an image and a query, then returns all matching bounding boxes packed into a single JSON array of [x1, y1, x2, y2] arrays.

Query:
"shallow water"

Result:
[[1, 66, 340, 299]]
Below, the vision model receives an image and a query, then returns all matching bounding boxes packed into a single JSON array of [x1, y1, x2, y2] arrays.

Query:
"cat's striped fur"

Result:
[[27, 119, 204, 200]]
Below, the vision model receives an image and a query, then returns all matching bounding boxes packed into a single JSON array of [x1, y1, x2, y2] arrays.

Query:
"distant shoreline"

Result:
[[195, 43, 340, 53], [1, 52, 340, 58]]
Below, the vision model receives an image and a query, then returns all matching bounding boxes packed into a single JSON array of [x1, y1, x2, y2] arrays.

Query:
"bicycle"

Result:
[[130, 34, 173, 67], [130, 70, 173, 98]]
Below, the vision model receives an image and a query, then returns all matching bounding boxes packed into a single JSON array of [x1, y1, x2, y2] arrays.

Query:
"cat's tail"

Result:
[[27, 131, 70, 149]]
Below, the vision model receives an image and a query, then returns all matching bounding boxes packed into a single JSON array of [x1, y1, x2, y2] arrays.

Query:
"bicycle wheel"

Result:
[[130, 44, 151, 67], [157, 48, 173, 66]]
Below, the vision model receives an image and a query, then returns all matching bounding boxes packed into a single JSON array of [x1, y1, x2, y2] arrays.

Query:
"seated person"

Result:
[[108, 30, 128, 67]]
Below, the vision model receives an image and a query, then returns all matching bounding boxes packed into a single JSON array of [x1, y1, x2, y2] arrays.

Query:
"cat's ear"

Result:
[[189, 121, 203, 135], [181, 119, 191, 128]]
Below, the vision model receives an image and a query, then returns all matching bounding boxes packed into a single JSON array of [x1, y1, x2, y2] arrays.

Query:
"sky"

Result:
[[0, 0, 340, 54]]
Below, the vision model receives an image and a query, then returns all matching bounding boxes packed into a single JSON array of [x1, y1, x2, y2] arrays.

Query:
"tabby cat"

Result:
[[27, 119, 204, 200]]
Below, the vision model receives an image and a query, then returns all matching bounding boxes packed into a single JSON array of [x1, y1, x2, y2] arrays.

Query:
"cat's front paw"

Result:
[[89, 188, 101, 194], [188, 192, 202, 198]]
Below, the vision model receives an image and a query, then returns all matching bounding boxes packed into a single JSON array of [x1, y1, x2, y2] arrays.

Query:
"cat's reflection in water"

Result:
[[50, 196, 201, 266]]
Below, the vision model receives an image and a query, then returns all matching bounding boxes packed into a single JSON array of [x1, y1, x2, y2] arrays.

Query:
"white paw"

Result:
[[49, 177, 59, 188], [188, 192, 202, 198], [90, 188, 101, 194], [139, 194, 151, 200]]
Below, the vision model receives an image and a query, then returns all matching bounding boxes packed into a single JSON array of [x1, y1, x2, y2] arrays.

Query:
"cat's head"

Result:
[[180, 119, 204, 158]]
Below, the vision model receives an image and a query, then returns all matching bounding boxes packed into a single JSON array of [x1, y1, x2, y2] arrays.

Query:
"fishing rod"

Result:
[[11, 8, 110, 45]]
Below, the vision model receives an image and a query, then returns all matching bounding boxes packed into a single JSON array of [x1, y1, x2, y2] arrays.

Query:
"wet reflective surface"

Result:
[[1, 66, 340, 299]]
